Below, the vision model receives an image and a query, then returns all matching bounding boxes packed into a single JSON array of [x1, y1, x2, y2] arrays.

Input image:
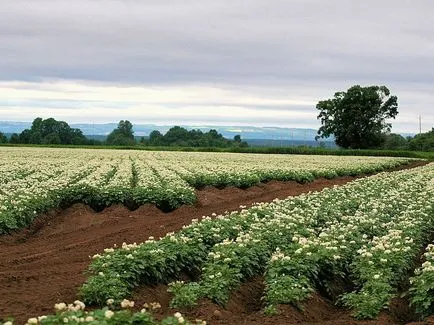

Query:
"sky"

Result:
[[0, 0, 433, 133]]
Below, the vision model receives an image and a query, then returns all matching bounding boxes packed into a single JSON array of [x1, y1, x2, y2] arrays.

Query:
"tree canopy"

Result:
[[381, 133, 408, 150], [0, 132, 7, 144], [17, 117, 88, 145], [8, 133, 20, 144], [106, 120, 135, 145], [147, 126, 248, 148], [316, 85, 398, 149], [408, 128, 434, 151]]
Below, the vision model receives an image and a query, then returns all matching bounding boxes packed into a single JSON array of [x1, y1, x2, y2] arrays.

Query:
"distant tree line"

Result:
[[143, 126, 248, 148], [2, 118, 90, 145], [0, 118, 248, 148], [1, 116, 432, 151], [382, 129, 434, 151]]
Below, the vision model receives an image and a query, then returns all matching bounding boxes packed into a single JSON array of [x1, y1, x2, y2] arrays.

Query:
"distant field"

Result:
[[0, 147, 415, 233], [1, 142, 433, 160]]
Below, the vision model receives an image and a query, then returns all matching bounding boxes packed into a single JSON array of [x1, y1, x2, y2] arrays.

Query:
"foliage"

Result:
[[379, 130, 434, 152], [408, 128, 434, 151], [106, 120, 136, 145], [0, 148, 416, 234], [4, 299, 204, 325], [16, 117, 88, 145], [0, 132, 7, 143], [410, 243, 434, 318], [381, 133, 408, 150], [1, 148, 433, 322], [79, 163, 433, 320], [146, 126, 248, 148], [8, 133, 20, 144], [316, 85, 398, 149]]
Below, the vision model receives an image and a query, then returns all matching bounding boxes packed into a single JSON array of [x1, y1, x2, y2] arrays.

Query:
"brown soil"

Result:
[[0, 161, 430, 324]]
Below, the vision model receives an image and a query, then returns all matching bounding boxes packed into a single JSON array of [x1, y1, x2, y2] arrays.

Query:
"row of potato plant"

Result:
[[0, 147, 413, 233], [410, 241, 434, 318], [80, 210, 256, 304], [170, 165, 434, 313], [1, 299, 204, 325], [81, 163, 433, 321], [265, 166, 434, 318]]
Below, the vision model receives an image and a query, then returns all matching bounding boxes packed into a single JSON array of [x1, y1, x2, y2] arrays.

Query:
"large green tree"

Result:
[[106, 120, 135, 145], [316, 85, 398, 149]]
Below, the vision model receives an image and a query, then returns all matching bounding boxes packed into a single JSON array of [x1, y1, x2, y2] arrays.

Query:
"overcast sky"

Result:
[[1, 0, 433, 133]]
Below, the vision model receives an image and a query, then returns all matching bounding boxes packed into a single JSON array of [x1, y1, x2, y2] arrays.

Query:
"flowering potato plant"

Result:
[[81, 163, 433, 320], [264, 165, 434, 318], [1, 300, 205, 325], [0, 147, 414, 233], [410, 243, 434, 317], [167, 165, 433, 315], [81, 209, 259, 305]]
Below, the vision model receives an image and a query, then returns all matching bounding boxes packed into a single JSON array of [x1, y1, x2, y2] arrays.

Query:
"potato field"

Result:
[[0, 147, 433, 325]]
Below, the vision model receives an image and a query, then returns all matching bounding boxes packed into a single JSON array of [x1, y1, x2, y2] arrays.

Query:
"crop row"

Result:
[[2, 299, 201, 325], [80, 163, 434, 320], [0, 147, 414, 233]]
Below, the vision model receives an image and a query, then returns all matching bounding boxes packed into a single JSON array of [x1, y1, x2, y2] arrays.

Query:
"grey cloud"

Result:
[[2, 0, 434, 84], [0, 99, 133, 109], [0, 0, 433, 131]]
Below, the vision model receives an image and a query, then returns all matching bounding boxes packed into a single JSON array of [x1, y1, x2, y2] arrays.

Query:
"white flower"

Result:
[[27, 318, 38, 325], [373, 274, 380, 279], [121, 299, 134, 308], [174, 312, 182, 318], [106, 298, 114, 305], [105, 310, 114, 319], [85, 316, 94, 322], [55, 302, 67, 311], [74, 300, 85, 310]]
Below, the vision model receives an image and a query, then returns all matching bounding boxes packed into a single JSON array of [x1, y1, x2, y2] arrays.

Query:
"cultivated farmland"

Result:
[[0, 147, 414, 234], [0, 147, 433, 325]]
